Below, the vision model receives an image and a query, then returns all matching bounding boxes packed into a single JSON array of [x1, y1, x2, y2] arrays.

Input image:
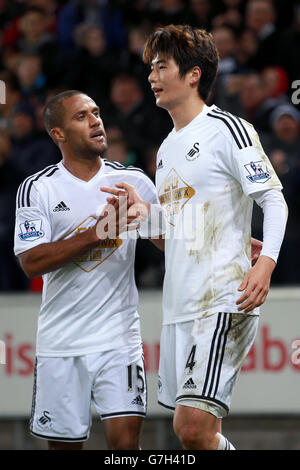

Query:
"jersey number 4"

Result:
[[185, 345, 197, 372]]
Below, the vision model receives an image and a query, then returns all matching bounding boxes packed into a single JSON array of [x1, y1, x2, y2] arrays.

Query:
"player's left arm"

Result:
[[225, 121, 288, 312], [237, 188, 288, 312]]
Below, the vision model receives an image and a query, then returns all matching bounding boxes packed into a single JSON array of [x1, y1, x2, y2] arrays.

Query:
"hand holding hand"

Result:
[[95, 195, 140, 240], [101, 181, 150, 222]]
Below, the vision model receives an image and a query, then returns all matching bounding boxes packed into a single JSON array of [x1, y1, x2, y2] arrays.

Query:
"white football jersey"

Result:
[[14, 159, 159, 356], [156, 104, 282, 325]]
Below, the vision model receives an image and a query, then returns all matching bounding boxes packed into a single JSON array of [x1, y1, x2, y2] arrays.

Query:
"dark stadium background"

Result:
[[0, 0, 299, 450]]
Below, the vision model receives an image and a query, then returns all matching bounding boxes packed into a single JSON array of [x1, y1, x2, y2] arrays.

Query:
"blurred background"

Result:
[[0, 0, 299, 450]]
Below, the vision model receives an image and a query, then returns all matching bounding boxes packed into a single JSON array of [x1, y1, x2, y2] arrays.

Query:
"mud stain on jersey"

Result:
[[224, 262, 245, 283], [197, 286, 221, 313], [187, 200, 221, 263], [251, 132, 281, 189], [244, 234, 251, 260], [203, 202, 222, 255], [197, 288, 214, 312], [188, 249, 202, 263]]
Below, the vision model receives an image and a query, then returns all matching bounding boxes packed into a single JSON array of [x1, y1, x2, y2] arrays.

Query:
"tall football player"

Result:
[[103, 25, 288, 450]]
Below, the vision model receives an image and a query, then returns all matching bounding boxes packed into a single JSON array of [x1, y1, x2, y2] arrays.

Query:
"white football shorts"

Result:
[[158, 312, 259, 418], [30, 343, 147, 442]]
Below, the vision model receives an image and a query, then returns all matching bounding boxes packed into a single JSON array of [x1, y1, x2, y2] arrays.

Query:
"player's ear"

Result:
[[51, 127, 66, 143], [190, 66, 201, 86]]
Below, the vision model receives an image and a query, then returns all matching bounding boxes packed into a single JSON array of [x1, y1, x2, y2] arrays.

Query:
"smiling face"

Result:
[[51, 94, 107, 159], [149, 55, 198, 112]]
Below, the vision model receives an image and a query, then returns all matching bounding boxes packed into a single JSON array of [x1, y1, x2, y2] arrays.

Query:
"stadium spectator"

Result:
[[149, 0, 189, 27], [211, 26, 241, 109], [185, 0, 213, 30], [261, 66, 289, 100], [121, 0, 152, 28], [57, 0, 127, 50], [120, 23, 154, 98], [235, 29, 259, 69], [3, 6, 61, 87], [245, 0, 283, 69], [62, 23, 118, 113], [15, 53, 47, 106], [1, 45, 21, 78], [105, 125, 137, 167], [278, 4, 300, 84], [211, 0, 244, 31], [0, 71, 21, 127], [238, 73, 283, 132], [0, 130, 29, 291], [107, 73, 171, 167], [265, 104, 300, 165], [0, 0, 18, 29], [8, 103, 60, 180], [17, 7, 55, 54]]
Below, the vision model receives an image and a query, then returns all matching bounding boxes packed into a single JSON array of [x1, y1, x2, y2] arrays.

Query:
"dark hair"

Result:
[[43, 90, 85, 140], [143, 24, 219, 101]]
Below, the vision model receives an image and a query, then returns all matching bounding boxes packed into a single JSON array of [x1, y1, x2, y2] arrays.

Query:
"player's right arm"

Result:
[[15, 181, 137, 279], [18, 227, 100, 279]]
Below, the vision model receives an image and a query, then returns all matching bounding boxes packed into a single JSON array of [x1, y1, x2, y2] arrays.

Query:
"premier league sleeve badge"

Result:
[[18, 219, 45, 241], [244, 160, 271, 183]]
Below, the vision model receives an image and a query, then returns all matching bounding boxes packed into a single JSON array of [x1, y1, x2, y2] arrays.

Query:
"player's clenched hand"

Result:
[[236, 256, 276, 313], [95, 195, 140, 239], [101, 182, 150, 221], [251, 237, 262, 266]]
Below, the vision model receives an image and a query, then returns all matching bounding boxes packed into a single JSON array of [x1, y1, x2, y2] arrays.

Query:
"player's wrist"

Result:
[[256, 255, 276, 272], [87, 225, 104, 245]]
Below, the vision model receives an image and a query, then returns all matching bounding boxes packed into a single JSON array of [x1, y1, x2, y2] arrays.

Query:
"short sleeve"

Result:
[[229, 122, 282, 196], [14, 180, 52, 256], [136, 173, 159, 205]]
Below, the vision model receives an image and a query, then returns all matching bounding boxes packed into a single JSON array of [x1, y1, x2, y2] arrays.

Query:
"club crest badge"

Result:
[[185, 142, 200, 161], [158, 168, 195, 226], [244, 160, 271, 183], [64, 216, 122, 272], [18, 219, 44, 241]]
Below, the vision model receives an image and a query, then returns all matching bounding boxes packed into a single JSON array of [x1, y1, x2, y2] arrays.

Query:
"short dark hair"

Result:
[[143, 24, 219, 101], [43, 90, 85, 140]]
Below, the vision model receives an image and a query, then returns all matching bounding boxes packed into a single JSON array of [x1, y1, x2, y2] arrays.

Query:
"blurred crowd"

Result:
[[0, 0, 299, 290]]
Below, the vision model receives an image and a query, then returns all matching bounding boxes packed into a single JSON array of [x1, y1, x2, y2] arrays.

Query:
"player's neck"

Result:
[[62, 154, 102, 182], [168, 95, 205, 131]]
